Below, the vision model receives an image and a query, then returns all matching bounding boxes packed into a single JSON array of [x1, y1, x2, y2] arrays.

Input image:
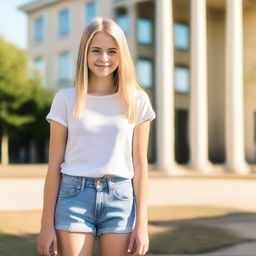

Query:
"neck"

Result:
[[88, 73, 115, 94]]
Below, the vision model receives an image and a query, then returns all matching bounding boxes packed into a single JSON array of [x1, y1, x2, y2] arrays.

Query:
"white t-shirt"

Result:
[[46, 87, 156, 178]]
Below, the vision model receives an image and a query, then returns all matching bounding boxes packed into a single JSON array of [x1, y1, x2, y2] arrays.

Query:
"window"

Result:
[[33, 57, 46, 86], [115, 14, 129, 35], [85, 2, 97, 25], [254, 112, 256, 144], [174, 66, 189, 93], [136, 59, 153, 88], [58, 52, 72, 82], [34, 16, 44, 42], [174, 23, 189, 50], [137, 18, 152, 44], [58, 9, 69, 36]]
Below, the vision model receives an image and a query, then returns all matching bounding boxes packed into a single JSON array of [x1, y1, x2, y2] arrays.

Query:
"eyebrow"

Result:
[[91, 46, 118, 50]]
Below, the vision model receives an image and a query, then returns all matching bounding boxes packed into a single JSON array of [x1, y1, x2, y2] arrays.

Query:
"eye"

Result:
[[92, 49, 100, 52], [109, 51, 117, 54]]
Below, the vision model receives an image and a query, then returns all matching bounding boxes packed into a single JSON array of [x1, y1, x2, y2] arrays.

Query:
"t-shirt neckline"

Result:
[[86, 92, 119, 99]]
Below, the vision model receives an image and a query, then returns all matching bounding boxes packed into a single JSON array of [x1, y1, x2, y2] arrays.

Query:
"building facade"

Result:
[[20, 0, 256, 174]]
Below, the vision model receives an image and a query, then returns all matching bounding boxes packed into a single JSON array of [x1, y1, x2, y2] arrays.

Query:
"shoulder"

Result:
[[57, 87, 75, 98], [135, 88, 152, 104], [135, 88, 147, 97], [54, 87, 75, 103]]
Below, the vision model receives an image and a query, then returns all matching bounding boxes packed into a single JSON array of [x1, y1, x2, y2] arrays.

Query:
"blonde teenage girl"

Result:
[[37, 16, 156, 256]]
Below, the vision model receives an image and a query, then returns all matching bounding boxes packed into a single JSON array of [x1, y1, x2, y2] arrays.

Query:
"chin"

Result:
[[95, 72, 112, 77], [96, 70, 115, 76]]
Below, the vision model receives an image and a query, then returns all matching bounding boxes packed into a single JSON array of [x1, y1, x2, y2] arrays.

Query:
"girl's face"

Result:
[[87, 31, 119, 78]]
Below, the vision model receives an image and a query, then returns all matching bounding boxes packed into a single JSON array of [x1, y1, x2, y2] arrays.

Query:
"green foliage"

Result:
[[16, 73, 55, 138], [0, 36, 35, 129], [0, 36, 55, 134]]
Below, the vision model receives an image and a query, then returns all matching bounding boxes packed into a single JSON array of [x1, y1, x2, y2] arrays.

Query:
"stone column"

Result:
[[155, 0, 178, 173], [127, 3, 137, 62], [225, 0, 250, 173], [189, 0, 212, 172]]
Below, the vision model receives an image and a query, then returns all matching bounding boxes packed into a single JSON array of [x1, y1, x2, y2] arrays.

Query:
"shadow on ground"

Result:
[[0, 233, 100, 256], [0, 206, 256, 255], [0, 233, 38, 256], [148, 211, 256, 254]]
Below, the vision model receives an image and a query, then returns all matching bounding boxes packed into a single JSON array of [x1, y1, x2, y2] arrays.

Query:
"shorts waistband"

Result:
[[60, 173, 132, 192]]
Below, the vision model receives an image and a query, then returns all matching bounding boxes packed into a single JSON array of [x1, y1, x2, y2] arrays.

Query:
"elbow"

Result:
[[133, 160, 149, 171]]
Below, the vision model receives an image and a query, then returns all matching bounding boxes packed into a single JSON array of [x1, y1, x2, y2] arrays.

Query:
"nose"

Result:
[[100, 52, 109, 61]]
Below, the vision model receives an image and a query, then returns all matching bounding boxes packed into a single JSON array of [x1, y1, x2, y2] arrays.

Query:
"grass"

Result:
[[0, 205, 254, 255]]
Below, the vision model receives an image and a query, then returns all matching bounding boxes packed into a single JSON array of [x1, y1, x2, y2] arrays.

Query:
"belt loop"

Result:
[[81, 177, 86, 192], [107, 178, 112, 195]]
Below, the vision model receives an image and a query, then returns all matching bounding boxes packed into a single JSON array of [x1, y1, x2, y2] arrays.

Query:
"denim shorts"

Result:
[[54, 173, 136, 238]]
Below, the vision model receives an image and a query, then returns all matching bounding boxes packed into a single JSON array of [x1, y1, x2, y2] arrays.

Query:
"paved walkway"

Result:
[[149, 211, 256, 256], [1, 164, 256, 211], [151, 243, 256, 256], [151, 241, 256, 255], [173, 211, 256, 256], [1, 164, 256, 255]]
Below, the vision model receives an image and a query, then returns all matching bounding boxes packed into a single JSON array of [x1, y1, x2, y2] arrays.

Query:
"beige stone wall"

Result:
[[173, 1, 256, 164], [173, 0, 190, 111], [25, 0, 256, 165], [27, 0, 93, 90], [244, 6, 256, 163], [207, 7, 225, 162]]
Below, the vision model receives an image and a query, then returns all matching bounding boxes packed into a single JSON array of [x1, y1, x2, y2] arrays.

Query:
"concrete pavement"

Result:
[[1, 164, 256, 255], [152, 241, 256, 255], [1, 167, 256, 211]]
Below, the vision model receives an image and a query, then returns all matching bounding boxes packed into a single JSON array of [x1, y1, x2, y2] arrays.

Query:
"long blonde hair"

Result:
[[73, 16, 146, 124]]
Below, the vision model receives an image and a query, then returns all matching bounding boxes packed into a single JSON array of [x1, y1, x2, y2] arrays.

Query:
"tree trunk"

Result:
[[30, 139, 37, 163], [1, 123, 9, 166]]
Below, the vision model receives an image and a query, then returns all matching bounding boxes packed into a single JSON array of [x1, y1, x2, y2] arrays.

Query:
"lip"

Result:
[[95, 64, 111, 68]]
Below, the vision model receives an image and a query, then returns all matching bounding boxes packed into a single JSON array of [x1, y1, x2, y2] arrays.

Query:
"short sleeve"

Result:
[[135, 92, 156, 127], [46, 90, 68, 127]]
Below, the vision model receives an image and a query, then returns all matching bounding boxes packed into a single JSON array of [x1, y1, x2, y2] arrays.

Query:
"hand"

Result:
[[127, 224, 149, 255], [37, 225, 58, 256]]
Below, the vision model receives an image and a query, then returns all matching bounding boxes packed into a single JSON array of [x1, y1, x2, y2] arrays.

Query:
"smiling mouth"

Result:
[[96, 65, 111, 68]]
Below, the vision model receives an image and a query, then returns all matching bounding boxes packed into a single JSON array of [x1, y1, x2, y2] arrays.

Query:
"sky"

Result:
[[0, 0, 35, 49]]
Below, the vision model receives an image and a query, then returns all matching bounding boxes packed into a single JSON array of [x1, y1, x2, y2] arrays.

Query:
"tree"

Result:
[[13, 74, 54, 163], [0, 36, 52, 165]]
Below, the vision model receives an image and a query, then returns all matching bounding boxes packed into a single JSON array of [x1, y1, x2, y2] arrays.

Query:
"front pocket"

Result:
[[58, 182, 81, 198], [112, 181, 134, 201]]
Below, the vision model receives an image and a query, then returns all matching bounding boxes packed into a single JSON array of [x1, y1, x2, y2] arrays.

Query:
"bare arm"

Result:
[[38, 120, 67, 255], [128, 120, 151, 255], [132, 120, 150, 224], [41, 120, 68, 225]]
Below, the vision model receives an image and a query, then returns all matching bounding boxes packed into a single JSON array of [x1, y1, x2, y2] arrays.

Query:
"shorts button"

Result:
[[76, 185, 81, 189], [96, 180, 102, 185]]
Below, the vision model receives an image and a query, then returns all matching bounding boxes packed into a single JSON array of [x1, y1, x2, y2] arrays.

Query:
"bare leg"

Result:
[[98, 233, 132, 256], [56, 230, 94, 256]]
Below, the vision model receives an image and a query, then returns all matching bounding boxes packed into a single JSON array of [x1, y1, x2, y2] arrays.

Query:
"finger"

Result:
[[138, 243, 143, 255], [43, 248, 49, 256], [138, 245, 144, 255], [53, 239, 58, 255], [136, 243, 146, 256], [127, 236, 135, 253], [142, 244, 148, 255], [132, 243, 141, 256], [44, 245, 51, 256], [131, 240, 137, 255]]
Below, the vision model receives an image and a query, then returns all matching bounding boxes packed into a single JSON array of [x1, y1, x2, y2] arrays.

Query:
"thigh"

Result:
[[56, 230, 94, 256], [97, 179, 135, 235], [98, 233, 131, 256]]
